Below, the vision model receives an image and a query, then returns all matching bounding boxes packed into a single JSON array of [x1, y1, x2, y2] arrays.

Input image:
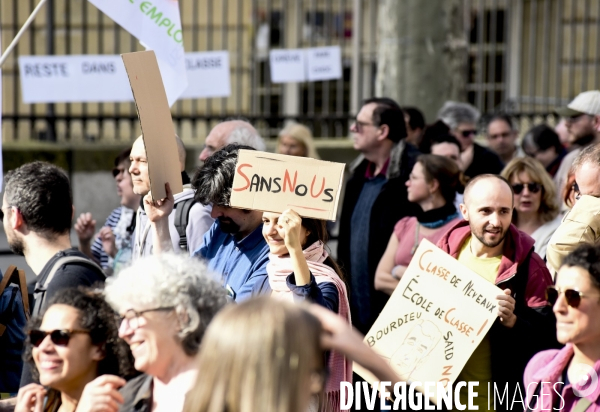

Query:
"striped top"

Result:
[[91, 207, 123, 269]]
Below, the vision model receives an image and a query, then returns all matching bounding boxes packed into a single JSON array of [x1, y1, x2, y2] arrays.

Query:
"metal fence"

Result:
[[1, 0, 600, 146]]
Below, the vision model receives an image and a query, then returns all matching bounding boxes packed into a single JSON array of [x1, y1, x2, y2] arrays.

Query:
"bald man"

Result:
[[129, 135, 214, 258], [199, 120, 266, 162], [436, 175, 556, 412]]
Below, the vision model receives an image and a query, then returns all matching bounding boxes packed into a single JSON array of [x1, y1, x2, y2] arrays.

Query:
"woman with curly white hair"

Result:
[[75, 253, 229, 412]]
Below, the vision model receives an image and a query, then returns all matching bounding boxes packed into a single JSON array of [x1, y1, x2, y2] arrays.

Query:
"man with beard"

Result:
[[2, 161, 105, 386], [191, 144, 269, 301], [554, 90, 600, 206], [436, 175, 557, 412], [129, 134, 214, 259]]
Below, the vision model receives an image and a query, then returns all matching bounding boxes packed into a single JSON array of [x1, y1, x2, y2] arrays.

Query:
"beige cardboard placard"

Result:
[[354, 239, 501, 402], [229, 150, 345, 221], [121, 51, 182, 200]]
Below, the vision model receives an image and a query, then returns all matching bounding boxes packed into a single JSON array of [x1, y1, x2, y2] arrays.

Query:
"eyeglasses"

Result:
[[459, 129, 477, 138], [512, 182, 541, 195], [119, 307, 175, 330], [572, 182, 600, 201], [351, 119, 377, 132], [29, 329, 90, 347], [546, 285, 600, 308]]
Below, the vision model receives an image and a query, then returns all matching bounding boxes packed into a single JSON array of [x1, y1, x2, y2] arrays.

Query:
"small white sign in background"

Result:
[[180, 51, 231, 99], [269, 48, 306, 83], [306, 46, 342, 81]]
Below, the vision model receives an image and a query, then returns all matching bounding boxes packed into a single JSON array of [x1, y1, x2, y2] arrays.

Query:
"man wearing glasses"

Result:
[[337, 97, 421, 335], [437, 101, 504, 179], [554, 90, 600, 210], [547, 143, 600, 276]]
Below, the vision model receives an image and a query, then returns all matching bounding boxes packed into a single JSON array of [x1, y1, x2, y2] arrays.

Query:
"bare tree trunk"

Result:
[[375, 0, 468, 122]]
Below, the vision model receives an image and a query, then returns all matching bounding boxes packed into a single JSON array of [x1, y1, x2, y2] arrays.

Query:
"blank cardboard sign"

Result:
[[229, 150, 345, 221], [122, 51, 182, 200]]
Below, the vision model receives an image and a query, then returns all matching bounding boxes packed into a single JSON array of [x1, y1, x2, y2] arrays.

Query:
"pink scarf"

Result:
[[267, 241, 352, 412]]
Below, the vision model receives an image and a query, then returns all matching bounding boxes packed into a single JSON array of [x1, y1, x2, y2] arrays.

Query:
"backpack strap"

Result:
[[0, 287, 18, 338], [33, 256, 105, 316], [174, 198, 195, 252]]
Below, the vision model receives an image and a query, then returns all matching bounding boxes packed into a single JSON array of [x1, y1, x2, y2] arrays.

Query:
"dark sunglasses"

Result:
[[29, 329, 89, 347], [545, 285, 598, 308], [460, 129, 477, 137], [512, 182, 541, 194]]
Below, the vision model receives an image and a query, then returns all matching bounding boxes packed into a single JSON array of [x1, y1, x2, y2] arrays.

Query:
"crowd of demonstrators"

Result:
[[547, 144, 600, 275], [75, 148, 140, 276], [525, 244, 600, 411], [438, 175, 558, 411], [337, 97, 420, 335], [8, 93, 600, 412], [276, 122, 320, 158], [374, 155, 463, 295], [15, 288, 134, 412], [402, 106, 426, 147], [554, 91, 600, 209], [437, 101, 504, 179], [130, 134, 214, 258], [500, 157, 562, 261], [485, 113, 524, 164]]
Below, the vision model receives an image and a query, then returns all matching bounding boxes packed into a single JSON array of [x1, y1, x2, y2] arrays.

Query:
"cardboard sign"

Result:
[[122, 51, 183, 200], [354, 239, 501, 401], [306, 46, 342, 81], [180, 51, 231, 98], [229, 150, 345, 221], [19, 55, 134, 103], [269, 49, 306, 83]]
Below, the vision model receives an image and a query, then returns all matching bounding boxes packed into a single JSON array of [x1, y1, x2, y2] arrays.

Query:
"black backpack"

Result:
[[174, 198, 196, 252], [0, 265, 29, 393]]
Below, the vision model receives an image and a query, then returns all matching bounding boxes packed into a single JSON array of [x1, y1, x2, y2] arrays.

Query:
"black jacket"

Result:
[[337, 141, 421, 334], [464, 143, 505, 179]]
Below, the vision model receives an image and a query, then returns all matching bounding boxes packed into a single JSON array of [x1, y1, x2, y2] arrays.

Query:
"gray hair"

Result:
[[572, 143, 600, 173], [104, 253, 228, 356], [226, 126, 266, 151], [437, 101, 481, 130]]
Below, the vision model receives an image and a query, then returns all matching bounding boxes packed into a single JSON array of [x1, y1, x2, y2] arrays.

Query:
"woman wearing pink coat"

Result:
[[524, 244, 600, 412]]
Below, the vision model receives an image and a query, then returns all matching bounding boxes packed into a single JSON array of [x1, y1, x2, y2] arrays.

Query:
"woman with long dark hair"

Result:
[[252, 208, 350, 411]]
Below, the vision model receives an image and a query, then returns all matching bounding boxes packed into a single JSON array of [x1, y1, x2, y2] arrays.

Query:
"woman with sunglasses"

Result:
[[501, 157, 561, 261], [75, 253, 228, 412], [524, 244, 600, 411], [14, 288, 134, 412]]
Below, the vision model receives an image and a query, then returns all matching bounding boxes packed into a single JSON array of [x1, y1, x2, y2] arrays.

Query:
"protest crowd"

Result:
[[2, 90, 600, 412]]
